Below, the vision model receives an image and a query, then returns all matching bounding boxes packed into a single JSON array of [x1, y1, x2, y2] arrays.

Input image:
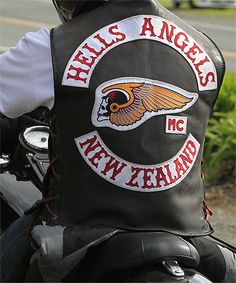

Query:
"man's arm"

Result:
[[0, 28, 54, 118]]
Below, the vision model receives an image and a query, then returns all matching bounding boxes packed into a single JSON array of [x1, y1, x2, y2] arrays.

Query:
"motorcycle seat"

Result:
[[72, 231, 200, 281]]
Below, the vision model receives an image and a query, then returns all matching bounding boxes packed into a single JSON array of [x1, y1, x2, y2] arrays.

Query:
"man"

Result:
[[0, 0, 235, 282]]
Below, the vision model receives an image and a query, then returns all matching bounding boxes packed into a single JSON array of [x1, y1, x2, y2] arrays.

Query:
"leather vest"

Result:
[[47, 0, 225, 236]]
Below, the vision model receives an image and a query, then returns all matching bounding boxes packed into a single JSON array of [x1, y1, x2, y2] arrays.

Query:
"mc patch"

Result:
[[166, 115, 188, 135]]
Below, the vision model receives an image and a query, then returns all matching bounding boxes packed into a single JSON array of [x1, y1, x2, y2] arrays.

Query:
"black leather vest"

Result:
[[48, 0, 224, 236]]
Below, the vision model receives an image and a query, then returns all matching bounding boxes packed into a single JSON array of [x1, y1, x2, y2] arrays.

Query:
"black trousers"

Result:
[[185, 236, 236, 282], [1, 216, 235, 282]]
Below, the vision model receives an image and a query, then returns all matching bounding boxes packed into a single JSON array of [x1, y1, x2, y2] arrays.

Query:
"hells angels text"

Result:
[[63, 15, 217, 91]]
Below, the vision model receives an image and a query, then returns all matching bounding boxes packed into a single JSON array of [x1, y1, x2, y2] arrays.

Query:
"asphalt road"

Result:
[[175, 11, 236, 72], [0, 0, 236, 72]]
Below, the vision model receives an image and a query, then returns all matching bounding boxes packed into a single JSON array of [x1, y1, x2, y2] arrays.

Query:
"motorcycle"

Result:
[[0, 123, 212, 282], [0, 124, 49, 231]]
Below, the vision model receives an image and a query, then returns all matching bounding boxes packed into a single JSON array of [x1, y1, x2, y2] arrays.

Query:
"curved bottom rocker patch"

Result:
[[75, 131, 200, 192]]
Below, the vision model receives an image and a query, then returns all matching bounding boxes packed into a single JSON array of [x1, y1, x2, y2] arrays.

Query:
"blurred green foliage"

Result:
[[204, 72, 236, 184], [158, 1, 235, 184], [159, 0, 172, 9], [157, 0, 236, 184], [159, 0, 236, 17]]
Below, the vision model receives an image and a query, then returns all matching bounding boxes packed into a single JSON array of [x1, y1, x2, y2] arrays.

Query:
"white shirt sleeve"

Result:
[[0, 28, 54, 118]]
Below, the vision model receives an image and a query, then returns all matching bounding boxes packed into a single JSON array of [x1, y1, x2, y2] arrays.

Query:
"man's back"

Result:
[[46, 0, 224, 233]]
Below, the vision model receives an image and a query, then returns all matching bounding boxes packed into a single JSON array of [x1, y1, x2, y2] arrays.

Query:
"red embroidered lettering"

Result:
[[186, 43, 203, 63], [179, 151, 192, 171], [166, 116, 187, 134], [155, 167, 169, 188], [164, 164, 178, 185], [199, 72, 216, 87], [174, 158, 187, 178], [83, 42, 104, 57], [185, 140, 197, 157], [101, 156, 127, 180], [67, 65, 89, 83], [142, 168, 155, 189], [73, 50, 96, 68], [94, 33, 116, 49], [79, 135, 100, 156], [140, 17, 156, 37], [64, 16, 217, 90], [76, 132, 200, 192], [194, 56, 210, 76], [176, 119, 184, 131], [88, 147, 109, 168], [174, 32, 189, 52], [109, 25, 126, 42], [158, 21, 176, 43], [126, 166, 142, 188], [168, 118, 177, 131]]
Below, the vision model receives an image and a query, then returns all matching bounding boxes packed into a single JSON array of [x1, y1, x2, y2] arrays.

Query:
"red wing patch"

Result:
[[92, 78, 198, 131]]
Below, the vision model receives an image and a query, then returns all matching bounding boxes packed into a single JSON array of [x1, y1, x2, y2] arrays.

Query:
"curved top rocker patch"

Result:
[[92, 78, 198, 131], [62, 15, 217, 91]]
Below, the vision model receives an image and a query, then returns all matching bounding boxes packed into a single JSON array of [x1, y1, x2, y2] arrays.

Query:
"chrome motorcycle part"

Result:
[[22, 126, 49, 152], [162, 260, 185, 277], [0, 154, 10, 170]]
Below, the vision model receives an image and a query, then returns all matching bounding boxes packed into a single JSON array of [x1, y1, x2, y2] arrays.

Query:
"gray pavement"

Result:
[[0, 0, 59, 50], [175, 11, 236, 72], [0, 0, 235, 72]]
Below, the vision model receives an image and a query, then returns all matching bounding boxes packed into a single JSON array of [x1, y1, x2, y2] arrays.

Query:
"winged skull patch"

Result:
[[92, 78, 198, 131]]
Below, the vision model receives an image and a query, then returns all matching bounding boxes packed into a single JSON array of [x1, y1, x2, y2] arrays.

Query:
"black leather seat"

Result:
[[67, 231, 200, 282]]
